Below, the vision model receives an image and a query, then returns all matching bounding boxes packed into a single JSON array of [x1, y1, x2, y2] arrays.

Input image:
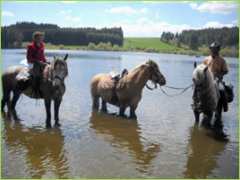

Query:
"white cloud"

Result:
[[232, 19, 238, 25], [61, 1, 77, 3], [107, 6, 148, 15], [111, 18, 236, 37], [190, 2, 237, 14], [203, 21, 235, 28], [60, 10, 72, 15], [111, 18, 191, 37], [2, 11, 15, 17], [59, 10, 80, 25]]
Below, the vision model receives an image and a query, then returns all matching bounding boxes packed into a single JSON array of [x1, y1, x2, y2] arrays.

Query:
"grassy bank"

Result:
[[22, 38, 238, 57]]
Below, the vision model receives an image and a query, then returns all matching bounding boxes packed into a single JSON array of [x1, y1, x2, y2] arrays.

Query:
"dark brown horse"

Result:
[[1, 54, 68, 128]]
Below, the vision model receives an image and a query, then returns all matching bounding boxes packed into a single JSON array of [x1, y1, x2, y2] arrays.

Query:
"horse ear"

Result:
[[64, 54, 68, 61]]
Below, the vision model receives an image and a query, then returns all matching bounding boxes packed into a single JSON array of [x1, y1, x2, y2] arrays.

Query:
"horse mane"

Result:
[[193, 64, 219, 110], [117, 61, 150, 90]]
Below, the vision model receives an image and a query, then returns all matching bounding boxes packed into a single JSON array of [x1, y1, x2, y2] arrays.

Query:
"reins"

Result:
[[160, 84, 193, 97]]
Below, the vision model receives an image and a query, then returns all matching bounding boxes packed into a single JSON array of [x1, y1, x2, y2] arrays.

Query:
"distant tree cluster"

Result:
[[1, 22, 124, 48], [161, 26, 239, 50], [160, 32, 175, 42]]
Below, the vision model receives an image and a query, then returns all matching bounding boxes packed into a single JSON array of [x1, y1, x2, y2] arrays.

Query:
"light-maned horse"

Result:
[[90, 60, 166, 118], [1, 54, 69, 128], [192, 63, 222, 129]]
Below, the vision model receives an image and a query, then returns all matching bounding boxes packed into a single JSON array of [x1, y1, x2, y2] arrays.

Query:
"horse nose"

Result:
[[159, 77, 166, 86]]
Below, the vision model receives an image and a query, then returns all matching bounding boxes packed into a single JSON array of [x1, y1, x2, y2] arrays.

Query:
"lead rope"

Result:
[[160, 84, 193, 97]]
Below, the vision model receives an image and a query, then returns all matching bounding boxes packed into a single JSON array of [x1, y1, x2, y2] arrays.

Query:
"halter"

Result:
[[53, 75, 65, 84]]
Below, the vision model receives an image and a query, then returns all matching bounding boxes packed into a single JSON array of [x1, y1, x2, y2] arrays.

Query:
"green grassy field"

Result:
[[22, 38, 238, 57], [124, 37, 181, 51]]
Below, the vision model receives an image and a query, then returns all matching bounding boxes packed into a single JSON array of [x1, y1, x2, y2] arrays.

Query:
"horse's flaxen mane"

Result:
[[127, 61, 149, 76]]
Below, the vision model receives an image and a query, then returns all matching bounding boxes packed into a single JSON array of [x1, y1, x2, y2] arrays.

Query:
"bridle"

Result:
[[53, 75, 65, 83], [51, 61, 68, 85], [145, 68, 160, 90]]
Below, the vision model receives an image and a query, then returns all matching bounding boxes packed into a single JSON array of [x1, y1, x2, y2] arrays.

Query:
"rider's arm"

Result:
[[27, 45, 36, 64], [221, 59, 228, 76]]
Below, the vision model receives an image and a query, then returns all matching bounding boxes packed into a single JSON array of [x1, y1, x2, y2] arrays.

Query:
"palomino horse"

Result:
[[1, 54, 68, 128], [90, 60, 166, 118], [192, 63, 225, 130]]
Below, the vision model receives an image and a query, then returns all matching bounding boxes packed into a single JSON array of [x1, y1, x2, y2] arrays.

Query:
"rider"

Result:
[[17, 31, 47, 96], [203, 41, 229, 112]]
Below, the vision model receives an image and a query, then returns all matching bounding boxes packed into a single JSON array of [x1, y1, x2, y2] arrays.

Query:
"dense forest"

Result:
[[2, 22, 239, 57], [161, 26, 239, 50], [1, 22, 124, 48]]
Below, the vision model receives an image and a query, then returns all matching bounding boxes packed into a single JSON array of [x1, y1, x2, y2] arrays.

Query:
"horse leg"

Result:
[[11, 90, 21, 111], [119, 106, 126, 117], [194, 110, 200, 124], [54, 98, 62, 127], [11, 90, 21, 120], [202, 111, 213, 129], [129, 105, 137, 119], [44, 99, 52, 128], [92, 96, 99, 111], [1, 88, 10, 112], [214, 100, 223, 130], [101, 99, 108, 113]]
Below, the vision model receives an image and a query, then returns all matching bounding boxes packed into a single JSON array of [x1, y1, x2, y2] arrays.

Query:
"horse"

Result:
[[1, 54, 68, 128], [90, 60, 166, 118], [192, 63, 223, 130]]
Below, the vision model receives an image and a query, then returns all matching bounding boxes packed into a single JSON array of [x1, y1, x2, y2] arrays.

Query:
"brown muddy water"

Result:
[[1, 49, 238, 178]]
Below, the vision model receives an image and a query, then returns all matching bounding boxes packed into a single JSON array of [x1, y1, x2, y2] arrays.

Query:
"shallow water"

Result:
[[1, 49, 238, 178]]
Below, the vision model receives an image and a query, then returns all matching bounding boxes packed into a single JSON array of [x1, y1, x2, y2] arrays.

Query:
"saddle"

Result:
[[110, 69, 128, 104], [223, 82, 234, 103], [16, 62, 49, 97]]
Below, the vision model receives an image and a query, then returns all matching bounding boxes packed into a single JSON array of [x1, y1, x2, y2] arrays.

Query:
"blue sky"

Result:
[[2, 1, 238, 37]]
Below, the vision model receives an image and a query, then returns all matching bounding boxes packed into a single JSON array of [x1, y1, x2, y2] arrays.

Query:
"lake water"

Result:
[[1, 49, 238, 178]]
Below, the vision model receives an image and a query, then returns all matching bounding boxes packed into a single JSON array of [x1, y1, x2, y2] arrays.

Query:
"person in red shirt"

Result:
[[27, 31, 47, 65], [17, 31, 47, 96], [28, 31, 48, 97]]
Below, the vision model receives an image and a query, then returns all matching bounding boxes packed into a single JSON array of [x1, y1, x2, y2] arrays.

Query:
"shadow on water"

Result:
[[183, 125, 227, 178], [2, 112, 69, 178], [89, 111, 160, 173]]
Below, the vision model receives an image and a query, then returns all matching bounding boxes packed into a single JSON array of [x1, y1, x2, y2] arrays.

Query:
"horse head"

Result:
[[52, 54, 68, 86], [145, 60, 166, 90], [192, 64, 210, 88]]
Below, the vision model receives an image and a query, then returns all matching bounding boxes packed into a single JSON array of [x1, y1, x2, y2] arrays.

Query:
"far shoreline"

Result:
[[2, 47, 238, 59]]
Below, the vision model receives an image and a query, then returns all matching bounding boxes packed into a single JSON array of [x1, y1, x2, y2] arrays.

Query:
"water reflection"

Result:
[[2, 113, 69, 178], [90, 111, 160, 173], [184, 125, 227, 178]]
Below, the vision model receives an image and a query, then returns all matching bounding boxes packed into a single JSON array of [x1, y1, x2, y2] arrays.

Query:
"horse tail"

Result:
[[90, 76, 100, 110], [1, 73, 11, 112]]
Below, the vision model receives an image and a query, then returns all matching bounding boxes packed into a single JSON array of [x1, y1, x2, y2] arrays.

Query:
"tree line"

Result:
[[1, 22, 124, 48], [161, 26, 239, 50]]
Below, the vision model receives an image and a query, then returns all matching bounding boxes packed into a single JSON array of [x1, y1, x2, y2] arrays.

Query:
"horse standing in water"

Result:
[[192, 63, 233, 138], [90, 60, 166, 118], [1, 54, 69, 128]]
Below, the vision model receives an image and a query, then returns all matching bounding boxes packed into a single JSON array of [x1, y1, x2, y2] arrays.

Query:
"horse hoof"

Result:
[[101, 109, 108, 113], [202, 121, 212, 129], [213, 130, 229, 142], [54, 122, 61, 127], [129, 115, 137, 119], [46, 123, 52, 129], [118, 114, 127, 118]]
